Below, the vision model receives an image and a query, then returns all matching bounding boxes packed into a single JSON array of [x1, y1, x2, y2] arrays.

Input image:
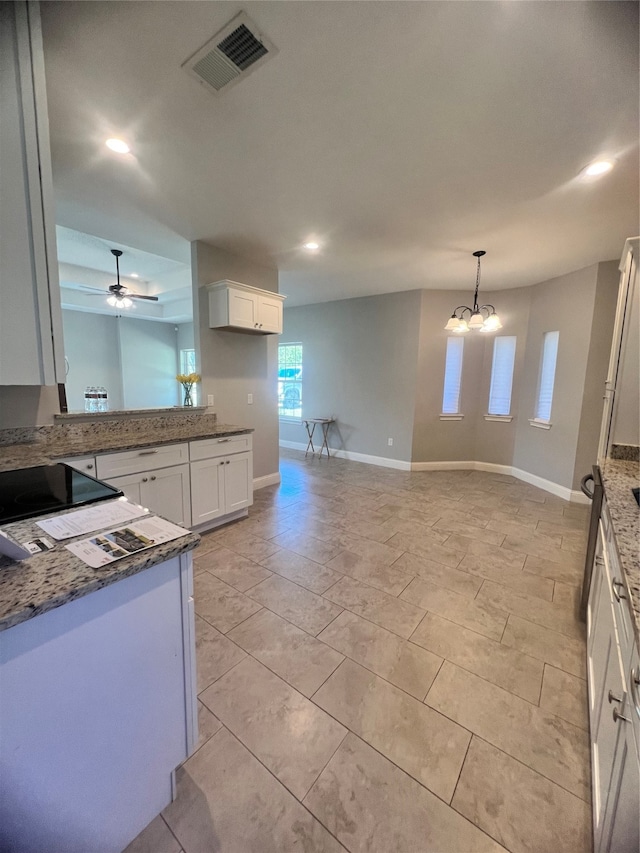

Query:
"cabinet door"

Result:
[[258, 294, 283, 333], [228, 288, 258, 329], [141, 464, 191, 527], [107, 472, 144, 507], [589, 556, 627, 847], [190, 457, 226, 526], [601, 719, 640, 853], [0, 1, 64, 385], [224, 451, 253, 513]]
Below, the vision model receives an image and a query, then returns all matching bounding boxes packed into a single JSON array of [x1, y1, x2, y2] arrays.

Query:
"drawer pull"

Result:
[[612, 579, 627, 602], [86, 464, 94, 470], [219, 461, 224, 466], [142, 477, 148, 483], [613, 707, 630, 724], [217, 438, 231, 443], [138, 449, 159, 456], [226, 460, 230, 465], [150, 475, 156, 481], [608, 690, 622, 704]]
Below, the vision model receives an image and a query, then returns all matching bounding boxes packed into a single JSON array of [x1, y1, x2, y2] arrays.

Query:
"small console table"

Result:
[[303, 418, 335, 459]]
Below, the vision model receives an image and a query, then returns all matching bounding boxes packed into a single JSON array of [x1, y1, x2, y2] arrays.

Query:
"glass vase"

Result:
[[183, 385, 193, 407]]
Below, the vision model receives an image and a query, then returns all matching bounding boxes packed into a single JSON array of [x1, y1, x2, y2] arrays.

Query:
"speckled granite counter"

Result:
[[0, 503, 200, 632], [600, 457, 640, 640], [0, 412, 254, 631], [0, 413, 252, 472]]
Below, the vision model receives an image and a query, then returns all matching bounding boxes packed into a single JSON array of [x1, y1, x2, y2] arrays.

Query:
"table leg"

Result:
[[304, 421, 317, 456], [320, 422, 331, 458]]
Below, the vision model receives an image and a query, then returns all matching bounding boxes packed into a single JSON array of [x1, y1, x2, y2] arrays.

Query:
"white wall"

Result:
[[192, 241, 280, 481], [62, 310, 124, 411], [280, 291, 421, 461], [281, 260, 619, 493], [62, 310, 180, 411]]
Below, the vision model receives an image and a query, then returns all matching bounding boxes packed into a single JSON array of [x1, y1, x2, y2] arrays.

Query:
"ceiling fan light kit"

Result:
[[445, 250, 502, 334], [81, 249, 160, 309]]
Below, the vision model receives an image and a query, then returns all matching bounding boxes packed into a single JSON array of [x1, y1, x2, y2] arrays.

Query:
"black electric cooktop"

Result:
[[0, 464, 123, 525]]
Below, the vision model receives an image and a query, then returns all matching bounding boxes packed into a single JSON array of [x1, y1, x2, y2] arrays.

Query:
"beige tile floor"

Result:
[[125, 449, 593, 853]]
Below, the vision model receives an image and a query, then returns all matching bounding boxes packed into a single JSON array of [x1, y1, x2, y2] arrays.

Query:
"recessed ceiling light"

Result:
[[303, 241, 320, 251], [130, 273, 139, 278], [105, 138, 130, 154], [582, 159, 614, 178]]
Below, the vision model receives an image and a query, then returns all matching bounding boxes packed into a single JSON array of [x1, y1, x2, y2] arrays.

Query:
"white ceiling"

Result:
[[41, 1, 639, 308]]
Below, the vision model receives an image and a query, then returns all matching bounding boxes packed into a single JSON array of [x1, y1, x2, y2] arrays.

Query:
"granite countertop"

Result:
[[0, 413, 253, 472], [0, 502, 200, 633], [600, 457, 640, 641]]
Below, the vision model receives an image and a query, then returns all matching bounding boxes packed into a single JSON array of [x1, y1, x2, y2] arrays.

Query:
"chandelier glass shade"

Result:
[[444, 251, 502, 333]]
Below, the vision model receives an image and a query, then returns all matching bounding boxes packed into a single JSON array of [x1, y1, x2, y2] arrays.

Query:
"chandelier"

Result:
[[444, 250, 502, 333]]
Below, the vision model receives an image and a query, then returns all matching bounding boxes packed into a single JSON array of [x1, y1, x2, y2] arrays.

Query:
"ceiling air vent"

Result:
[[182, 12, 277, 95]]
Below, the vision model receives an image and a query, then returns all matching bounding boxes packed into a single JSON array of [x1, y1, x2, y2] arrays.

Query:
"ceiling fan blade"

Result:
[[129, 294, 159, 302]]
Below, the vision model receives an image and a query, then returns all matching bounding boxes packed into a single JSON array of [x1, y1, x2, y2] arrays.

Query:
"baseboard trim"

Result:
[[280, 441, 589, 503], [253, 472, 281, 490], [279, 440, 411, 471]]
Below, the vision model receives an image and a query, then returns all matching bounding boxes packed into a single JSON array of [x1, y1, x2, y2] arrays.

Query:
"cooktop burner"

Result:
[[0, 464, 123, 525]]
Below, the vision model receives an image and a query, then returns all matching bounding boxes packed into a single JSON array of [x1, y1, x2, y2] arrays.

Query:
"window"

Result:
[[278, 342, 302, 419], [179, 348, 197, 404], [534, 331, 559, 423], [442, 337, 464, 415], [488, 336, 517, 416]]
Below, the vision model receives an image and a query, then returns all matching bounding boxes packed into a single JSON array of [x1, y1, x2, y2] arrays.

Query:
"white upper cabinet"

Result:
[[208, 280, 285, 334], [0, 1, 65, 386]]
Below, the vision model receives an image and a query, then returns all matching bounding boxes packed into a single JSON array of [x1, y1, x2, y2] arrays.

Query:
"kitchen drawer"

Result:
[[96, 443, 189, 479], [189, 434, 252, 462], [56, 455, 97, 475]]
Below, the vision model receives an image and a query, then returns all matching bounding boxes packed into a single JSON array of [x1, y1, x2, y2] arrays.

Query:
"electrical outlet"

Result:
[[247, 393, 253, 405], [387, 437, 393, 446], [207, 394, 214, 407]]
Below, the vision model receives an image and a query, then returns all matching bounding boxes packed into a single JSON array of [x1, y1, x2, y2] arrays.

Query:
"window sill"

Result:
[[529, 418, 552, 430], [484, 414, 513, 422], [279, 416, 303, 424], [440, 414, 464, 420]]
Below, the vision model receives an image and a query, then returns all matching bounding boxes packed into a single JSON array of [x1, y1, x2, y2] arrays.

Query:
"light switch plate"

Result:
[[248, 393, 253, 404], [207, 394, 214, 406]]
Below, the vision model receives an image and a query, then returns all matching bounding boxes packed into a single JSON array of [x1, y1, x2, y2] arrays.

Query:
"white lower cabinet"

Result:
[[588, 503, 640, 853], [83, 434, 253, 532], [108, 464, 191, 528], [0, 553, 196, 853], [190, 436, 253, 528]]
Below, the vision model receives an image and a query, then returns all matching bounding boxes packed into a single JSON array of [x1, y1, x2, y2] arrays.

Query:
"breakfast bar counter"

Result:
[[0, 492, 200, 853]]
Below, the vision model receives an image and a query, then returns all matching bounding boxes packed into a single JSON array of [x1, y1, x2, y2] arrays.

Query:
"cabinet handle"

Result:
[[86, 464, 94, 470], [259, 323, 263, 328], [138, 449, 159, 456], [254, 322, 259, 327], [217, 438, 231, 443], [608, 690, 622, 704], [219, 461, 224, 466], [150, 475, 156, 481], [226, 460, 230, 464], [142, 477, 148, 482], [613, 707, 630, 724], [612, 578, 627, 602]]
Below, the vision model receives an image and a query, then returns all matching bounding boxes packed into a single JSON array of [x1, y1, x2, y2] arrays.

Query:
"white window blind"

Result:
[[535, 331, 559, 421], [488, 336, 517, 416], [442, 337, 464, 414]]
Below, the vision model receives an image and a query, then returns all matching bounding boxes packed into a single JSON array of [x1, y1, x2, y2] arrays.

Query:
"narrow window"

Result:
[[488, 336, 517, 416], [442, 337, 464, 414], [278, 342, 303, 419], [535, 331, 559, 422]]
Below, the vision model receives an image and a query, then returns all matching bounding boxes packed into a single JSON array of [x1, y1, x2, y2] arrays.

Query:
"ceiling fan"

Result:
[[80, 249, 159, 308]]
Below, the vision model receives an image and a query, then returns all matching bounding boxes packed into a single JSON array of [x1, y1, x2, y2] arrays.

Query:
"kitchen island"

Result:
[[586, 455, 640, 852], [0, 498, 200, 853]]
